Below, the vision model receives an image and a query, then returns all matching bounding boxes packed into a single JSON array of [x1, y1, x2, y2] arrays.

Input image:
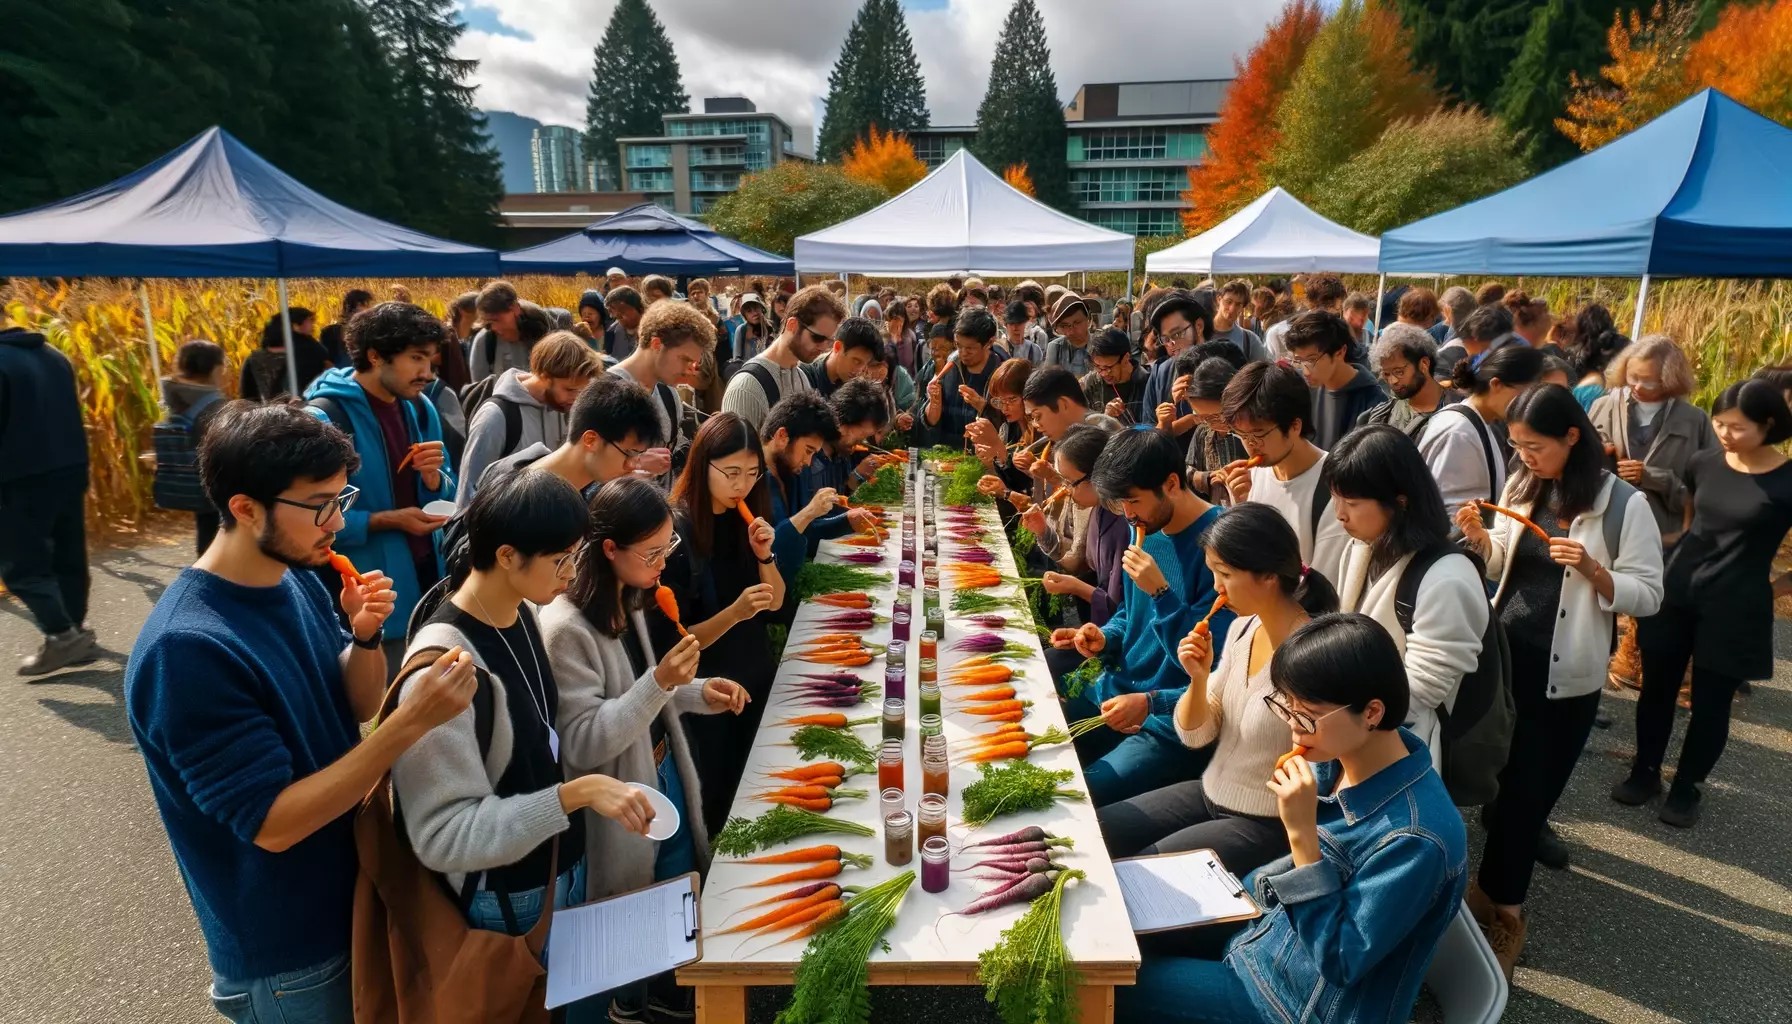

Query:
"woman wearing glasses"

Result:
[[389, 470, 660, 957], [971, 359, 1036, 518], [540, 477, 748, 1022], [650, 412, 786, 833], [1455, 383, 1663, 978], [1098, 503, 1338, 876]]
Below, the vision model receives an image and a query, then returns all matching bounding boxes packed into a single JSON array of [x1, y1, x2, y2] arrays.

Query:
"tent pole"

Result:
[[277, 278, 300, 397], [1125, 270, 1133, 300], [1631, 274, 1652, 338], [1370, 273, 1386, 334], [138, 282, 163, 388]]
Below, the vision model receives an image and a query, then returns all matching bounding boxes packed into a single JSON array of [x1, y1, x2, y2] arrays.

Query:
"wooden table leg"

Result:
[[1074, 983, 1114, 1024], [695, 984, 747, 1024]]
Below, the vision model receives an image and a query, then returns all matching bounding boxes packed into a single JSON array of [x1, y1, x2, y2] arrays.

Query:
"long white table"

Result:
[[678, 473, 1140, 1023]]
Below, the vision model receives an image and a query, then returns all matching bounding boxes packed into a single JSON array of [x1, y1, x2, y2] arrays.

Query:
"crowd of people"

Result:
[[1, 265, 1788, 1024]]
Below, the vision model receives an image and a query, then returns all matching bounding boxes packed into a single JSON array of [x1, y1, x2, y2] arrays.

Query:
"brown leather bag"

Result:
[[352, 649, 558, 1024]]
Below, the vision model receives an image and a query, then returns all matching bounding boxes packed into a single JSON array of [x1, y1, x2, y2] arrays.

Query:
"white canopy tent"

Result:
[[1145, 187, 1380, 276], [793, 149, 1135, 278]]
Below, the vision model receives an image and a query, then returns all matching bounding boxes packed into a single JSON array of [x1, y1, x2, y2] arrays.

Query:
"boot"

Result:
[[1659, 780, 1702, 829], [1535, 823, 1570, 871], [19, 627, 97, 677], [1463, 882, 1495, 928], [1484, 907, 1527, 981], [1610, 765, 1662, 806]]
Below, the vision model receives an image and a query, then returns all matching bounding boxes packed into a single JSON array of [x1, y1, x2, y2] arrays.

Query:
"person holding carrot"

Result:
[[1038, 424, 1127, 633], [1616, 379, 1792, 828], [1048, 427, 1231, 806], [652, 413, 786, 834], [541, 477, 748, 1022], [1098, 503, 1339, 876], [1454, 383, 1662, 978], [1119, 613, 1468, 1024], [970, 359, 1037, 515], [923, 305, 1003, 443]]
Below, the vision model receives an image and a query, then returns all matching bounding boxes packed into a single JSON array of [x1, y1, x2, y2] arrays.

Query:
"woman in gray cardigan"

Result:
[[1587, 335, 1718, 547]]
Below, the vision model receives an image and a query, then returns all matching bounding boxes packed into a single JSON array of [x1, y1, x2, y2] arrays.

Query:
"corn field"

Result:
[[4, 273, 1792, 537]]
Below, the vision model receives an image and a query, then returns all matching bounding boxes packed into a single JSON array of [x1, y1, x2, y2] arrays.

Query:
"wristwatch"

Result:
[[758, 555, 776, 565], [352, 627, 384, 650]]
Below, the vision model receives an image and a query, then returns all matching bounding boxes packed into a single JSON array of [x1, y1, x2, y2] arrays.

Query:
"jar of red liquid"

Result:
[[920, 836, 950, 892], [885, 811, 914, 867], [878, 739, 904, 793], [917, 793, 948, 846], [892, 610, 911, 642], [919, 630, 938, 662]]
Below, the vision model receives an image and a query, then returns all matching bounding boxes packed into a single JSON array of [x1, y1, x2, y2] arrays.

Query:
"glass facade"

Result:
[[1067, 129, 1208, 162], [628, 169, 673, 192], [690, 144, 747, 166], [666, 117, 773, 169], [1071, 167, 1184, 204], [690, 170, 742, 192], [912, 134, 969, 168], [530, 126, 588, 194], [1085, 208, 1182, 236], [625, 145, 672, 168]]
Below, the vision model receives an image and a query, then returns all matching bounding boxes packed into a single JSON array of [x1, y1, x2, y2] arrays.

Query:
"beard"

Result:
[[1392, 376, 1426, 401], [258, 517, 330, 571]]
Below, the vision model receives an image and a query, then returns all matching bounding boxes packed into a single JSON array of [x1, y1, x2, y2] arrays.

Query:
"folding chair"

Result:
[[1423, 903, 1508, 1023]]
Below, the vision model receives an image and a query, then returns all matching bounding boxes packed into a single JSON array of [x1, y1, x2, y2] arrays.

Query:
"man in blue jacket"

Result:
[[303, 302, 455, 661]]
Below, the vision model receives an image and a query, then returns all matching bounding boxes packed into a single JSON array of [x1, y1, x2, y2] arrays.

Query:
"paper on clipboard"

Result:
[[1113, 849, 1260, 934], [545, 872, 701, 1009]]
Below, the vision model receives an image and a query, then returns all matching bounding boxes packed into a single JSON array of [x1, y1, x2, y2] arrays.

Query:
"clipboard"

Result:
[[1112, 848, 1262, 935], [544, 871, 704, 1009]]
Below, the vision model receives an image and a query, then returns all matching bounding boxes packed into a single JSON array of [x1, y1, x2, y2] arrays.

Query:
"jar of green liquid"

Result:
[[919, 681, 941, 719]]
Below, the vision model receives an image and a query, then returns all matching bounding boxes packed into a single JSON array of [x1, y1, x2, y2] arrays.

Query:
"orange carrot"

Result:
[[965, 742, 1032, 763], [959, 699, 1029, 715], [749, 897, 846, 937], [762, 795, 833, 811], [738, 861, 846, 887], [1477, 500, 1551, 543], [946, 665, 1016, 685], [1132, 523, 1145, 547], [1195, 594, 1229, 636], [814, 593, 873, 608], [797, 651, 875, 666], [727, 844, 844, 865], [326, 552, 365, 585], [1245, 455, 1264, 468], [956, 685, 1017, 703], [757, 901, 849, 949], [1045, 486, 1071, 506], [977, 709, 1027, 723], [393, 443, 421, 473], [773, 713, 864, 729], [801, 633, 865, 645], [655, 585, 689, 637], [736, 499, 756, 526], [1274, 745, 1309, 772], [756, 780, 842, 798], [713, 887, 842, 936]]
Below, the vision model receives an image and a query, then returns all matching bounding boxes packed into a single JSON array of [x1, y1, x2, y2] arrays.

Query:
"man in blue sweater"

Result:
[[1050, 427, 1232, 807], [125, 402, 477, 1023], [762, 391, 878, 586]]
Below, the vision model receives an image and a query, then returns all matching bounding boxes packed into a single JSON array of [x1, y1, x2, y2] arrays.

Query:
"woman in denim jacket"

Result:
[[1120, 613, 1468, 1023]]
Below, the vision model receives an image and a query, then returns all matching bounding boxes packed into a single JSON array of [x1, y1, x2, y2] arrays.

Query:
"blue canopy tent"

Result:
[[1379, 89, 1792, 336], [500, 203, 794, 276], [0, 126, 500, 391]]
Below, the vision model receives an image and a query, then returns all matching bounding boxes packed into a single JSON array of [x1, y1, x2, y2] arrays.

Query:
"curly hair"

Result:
[[638, 298, 718, 352]]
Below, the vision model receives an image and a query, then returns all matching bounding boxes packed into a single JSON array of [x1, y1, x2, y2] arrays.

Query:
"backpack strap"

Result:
[[742, 361, 781, 410], [1307, 457, 1335, 555], [491, 395, 523, 455], [184, 389, 224, 426], [481, 329, 498, 374], [1601, 474, 1638, 564], [309, 395, 353, 438], [1394, 544, 1479, 635], [656, 383, 681, 448], [1435, 403, 1499, 501]]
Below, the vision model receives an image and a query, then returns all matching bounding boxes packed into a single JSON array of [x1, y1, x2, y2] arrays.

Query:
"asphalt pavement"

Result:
[[2, 536, 1790, 1023]]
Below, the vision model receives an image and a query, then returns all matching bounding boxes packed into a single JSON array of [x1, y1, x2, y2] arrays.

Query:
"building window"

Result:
[[1084, 208, 1181, 236], [629, 169, 673, 192], [626, 145, 671, 168], [691, 195, 718, 213], [1077, 129, 1167, 161], [1166, 132, 1209, 160], [912, 134, 966, 168], [691, 145, 746, 167], [1071, 167, 1185, 204], [690, 170, 742, 192]]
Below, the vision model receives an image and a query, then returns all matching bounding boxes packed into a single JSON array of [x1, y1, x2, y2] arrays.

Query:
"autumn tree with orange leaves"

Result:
[[1182, 0, 1324, 234], [1002, 163, 1036, 197], [841, 125, 928, 196]]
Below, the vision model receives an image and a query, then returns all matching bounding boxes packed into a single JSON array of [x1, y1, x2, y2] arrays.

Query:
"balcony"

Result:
[[690, 146, 748, 167]]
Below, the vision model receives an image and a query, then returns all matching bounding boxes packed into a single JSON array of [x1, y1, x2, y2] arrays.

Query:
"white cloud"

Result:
[[457, 0, 1287, 142]]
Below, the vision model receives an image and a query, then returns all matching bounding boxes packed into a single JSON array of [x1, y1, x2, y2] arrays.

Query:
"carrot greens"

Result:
[[712, 805, 874, 857], [977, 869, 1086, 1024], [775, 870, 916, 1024]]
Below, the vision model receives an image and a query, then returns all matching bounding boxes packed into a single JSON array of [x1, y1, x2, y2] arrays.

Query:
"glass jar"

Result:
[[921, 752, 949, 800], [877, 739, 904, 793], [919, 630, 938, 663], [885, 810, 914, 866], [883, 663, 907, 701], [881, 698, 906, 742], [917, 793, 948, 845], [920, 836, 949, 892]]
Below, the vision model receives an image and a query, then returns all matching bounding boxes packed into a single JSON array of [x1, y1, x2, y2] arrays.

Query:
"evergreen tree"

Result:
[[585, 0, 688, 190], [816, 0, 929, 162], [971, 0, 1069, 210], [370, 0, 504, 243]]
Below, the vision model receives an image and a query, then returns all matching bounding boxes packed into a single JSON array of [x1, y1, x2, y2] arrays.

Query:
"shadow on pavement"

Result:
[[28, 664, 133, 746]]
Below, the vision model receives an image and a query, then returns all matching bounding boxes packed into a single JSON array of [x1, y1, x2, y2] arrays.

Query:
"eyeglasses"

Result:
[[1092, 358, 1126, 376], [1505, 437, 1553, 456], [625, 531, 682, 568], [274, 485, 359, 526], [606, 438, 648, 462], [1626, 376, 1663, 391], [1263, 692, 1353, 734], [553, 544, 584, 577], [709, 463, 764, 486], [1236, 425, 1281, 445], [991, 394, 1022, 409], [1378, 363, 1417, 384], [1288, 352, 1329, 369], [1063, 471, 1090, 489], [1163, 323, 1196, 344], [801, 324, 833, 346]]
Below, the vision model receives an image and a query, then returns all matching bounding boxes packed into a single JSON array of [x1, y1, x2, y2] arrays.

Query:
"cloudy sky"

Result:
[[456, 0, 1289, 148]]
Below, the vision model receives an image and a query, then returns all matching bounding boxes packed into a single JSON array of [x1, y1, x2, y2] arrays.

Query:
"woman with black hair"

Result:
[[1417, 343, 1547, 518], [1182, 354, 1249, 506], [1098, 503, 1339, 875], [653, 413, 785, 832], [319, 288, 372, 369], [1328, 425, 1489, 771], [1565, 303, 1629, 411], [540, 477, 747, 1022], [1039, 424, 1128, 628], [1616, 379, 1792, 828], [860, 342, 916, 438], [971, 359, 1037, 516], [1118, 613, 1467, 1024], [1455, 383, 1662, 977], [241, 307, 329, 400], [390, 470, 658, 944]]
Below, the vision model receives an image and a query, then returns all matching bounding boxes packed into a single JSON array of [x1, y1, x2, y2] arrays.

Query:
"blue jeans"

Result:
[[1119, 956, 1261, 1023], [209, 950, 352, 1024], [465, 857, 588, 938], [1084, 727, 1213, 807], [654, 750, 696, 880]]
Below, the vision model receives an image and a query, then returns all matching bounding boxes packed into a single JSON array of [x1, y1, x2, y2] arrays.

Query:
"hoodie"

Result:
[[302, 368, 455, 627], [0, 328, 88, 484], [1310, 366, 1389, 451], [456, 369, 569, 509]]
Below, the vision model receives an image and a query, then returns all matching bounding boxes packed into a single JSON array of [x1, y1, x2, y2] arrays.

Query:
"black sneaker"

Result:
[[608, 997, 650, 1024], [1535, 823, 1570, 870], [1611, 766, 1662, 806], [1659, 784, 1702, 828]]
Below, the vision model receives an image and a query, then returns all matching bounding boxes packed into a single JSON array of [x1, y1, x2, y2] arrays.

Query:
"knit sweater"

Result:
[[457, 369, 570, 509], [1174, 616, 1284, 818], [538, 598, 718, 902]]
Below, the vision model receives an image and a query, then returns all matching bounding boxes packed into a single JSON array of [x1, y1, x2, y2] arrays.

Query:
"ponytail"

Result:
[[1201, 503, 1334, 613], [1293, 565, 1340, 617]]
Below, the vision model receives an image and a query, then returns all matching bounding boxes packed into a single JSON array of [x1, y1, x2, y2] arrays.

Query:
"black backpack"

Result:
[[151, 391, 223, 512], [1394, 544, 1512, 808], [1306, 457, 1335, 557], [740, 361, 782, 410], [448, 377, 523, 462]]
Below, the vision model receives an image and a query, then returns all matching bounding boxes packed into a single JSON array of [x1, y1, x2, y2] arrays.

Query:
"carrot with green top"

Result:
[[723, 844, 850, 865], [711, 886, 843, 936]]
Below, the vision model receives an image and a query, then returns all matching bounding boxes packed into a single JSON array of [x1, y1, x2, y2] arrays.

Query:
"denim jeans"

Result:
[[209, 950, 353, 1024], [465, 857, 588, 939], [1118, 955, 1260, 1023], [653, 750, 696, 881]]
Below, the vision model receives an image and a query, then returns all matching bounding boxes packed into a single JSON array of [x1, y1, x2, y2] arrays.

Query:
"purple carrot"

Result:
[[947, 839, 1070, 864], [800, 673, 869, 685], [837, 552, 886, 565], [962, 615, 1010, 630], [978, 868, 1060, 904], [959, 855, 1055, 875], [951, 632, 1011, 653], [952, 546, 997, 564], [963, 825, 1051, 850], [933, 871, 1060, 939]]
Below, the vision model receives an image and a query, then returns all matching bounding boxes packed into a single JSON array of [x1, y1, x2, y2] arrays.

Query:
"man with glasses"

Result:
[[1141, 291, 1215, 439], [1360, 323, 1459, 439], [1044, 293, 1096, 378], [761, 393, 876, 583], [611, 300, 714, 488], [803, 315, 883, 398], [304, 302, 456, 663], [1283, 310, 1389, 451], [1082, 328, 1146, 425], [722, 284, 845, 434], [126, 402, 478, 1024]]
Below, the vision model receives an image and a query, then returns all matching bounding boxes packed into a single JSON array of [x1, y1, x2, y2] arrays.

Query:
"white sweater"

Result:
[[1247, 452, 1350, 583], [1335, 541, 1489, 770], [1417, 403, 1505, 515], [1481, 474, 1664, 699], [1174, 616, 1286, 819]]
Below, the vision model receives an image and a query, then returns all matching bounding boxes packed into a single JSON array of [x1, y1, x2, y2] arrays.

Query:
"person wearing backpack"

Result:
[[1325, 426, 1495, 789], [457, 332, 599, 510], [465, 280, 527, 382], [610, 300, 713, 489], [156, 340, 230, 554], [721, 284, 844, 435], [1455, 383, 1663, 980], [1417, 344, 1546, 521], [1358, 323, 1460, 439], [1097, 503, 1339, 877], [385, 470, 657, 1017]]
